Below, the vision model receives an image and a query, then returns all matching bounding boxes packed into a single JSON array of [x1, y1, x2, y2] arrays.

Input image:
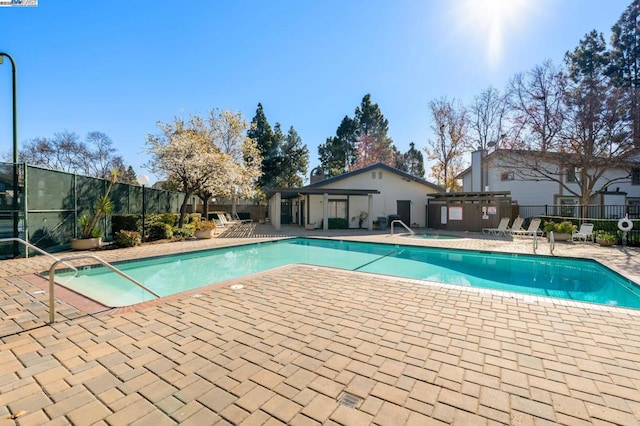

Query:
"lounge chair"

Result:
[[216, 213, 239, 227], [571, 223, 594, 242], [232, 212, 252, 224], [507, 217, 524, 235], [482, 217, 511, 236], [511, 218, 543, 237]]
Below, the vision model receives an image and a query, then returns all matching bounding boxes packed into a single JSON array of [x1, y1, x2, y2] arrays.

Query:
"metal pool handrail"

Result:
[[390, 219, 415, 235], [0, 237, 78, 275], [48, 254, 161, 323]]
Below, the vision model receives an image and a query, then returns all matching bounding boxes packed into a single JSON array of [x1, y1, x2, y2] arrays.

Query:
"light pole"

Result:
[[0, 52, 19, 257], [137, 175, 150, 242]]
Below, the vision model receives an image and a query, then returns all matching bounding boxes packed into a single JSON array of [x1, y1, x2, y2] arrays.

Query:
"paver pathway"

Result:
[[1, 229, 640, 424]]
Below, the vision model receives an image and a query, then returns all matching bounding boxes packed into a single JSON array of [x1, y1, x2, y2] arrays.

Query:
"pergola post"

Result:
[[367, 194, 373, 230], [323, 193, 328, 230]]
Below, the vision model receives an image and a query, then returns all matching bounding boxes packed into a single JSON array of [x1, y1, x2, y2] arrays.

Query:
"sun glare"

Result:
[[451, 0, 535, 69]]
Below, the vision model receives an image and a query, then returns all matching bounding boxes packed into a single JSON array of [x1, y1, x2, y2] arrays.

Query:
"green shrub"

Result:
[[144, 213, 162, 225], [172, 227, 194, 238], [187, 213, 202, 224], [328, 218, 349, 229], [148, 223, 173, 241], [112, 215, 139, 235], [114, 230, 142, 247], [543, 220, 576, 234], [160, 213, 179, 226]]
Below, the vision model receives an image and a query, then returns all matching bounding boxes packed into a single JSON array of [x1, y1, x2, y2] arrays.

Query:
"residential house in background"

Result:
[[266, 163, 443, 230], [456, 149, 640, 218]]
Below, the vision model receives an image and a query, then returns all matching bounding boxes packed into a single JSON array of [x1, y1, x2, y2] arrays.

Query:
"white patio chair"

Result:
[[507, 217, 524, 235], [511, 218, 543, 237], [482, 217, 511, 236], [571, 223, 594, 242]]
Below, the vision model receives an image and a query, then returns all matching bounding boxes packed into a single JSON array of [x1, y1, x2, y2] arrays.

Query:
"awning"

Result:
[[266, 188, 380, 199]]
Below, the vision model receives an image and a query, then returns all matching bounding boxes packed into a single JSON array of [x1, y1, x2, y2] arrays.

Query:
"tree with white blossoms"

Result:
[[146, 110, 261, 228], [200, 109, 262, 218]]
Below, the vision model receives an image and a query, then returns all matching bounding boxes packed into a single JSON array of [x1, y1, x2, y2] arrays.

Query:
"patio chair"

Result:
[[482, 217, 511, 236], [506, 217, 524, 235], [232, 212, 252, 224], [571, 223, 594, 242], [511, 218, 543, 237], [216, 213, 239, 227]]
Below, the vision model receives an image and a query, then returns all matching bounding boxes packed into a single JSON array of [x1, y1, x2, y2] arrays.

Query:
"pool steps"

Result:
[[47, 254, 161, 323]]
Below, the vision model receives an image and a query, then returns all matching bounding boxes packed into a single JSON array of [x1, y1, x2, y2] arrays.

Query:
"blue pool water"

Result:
[[51, 238, 640, 309]]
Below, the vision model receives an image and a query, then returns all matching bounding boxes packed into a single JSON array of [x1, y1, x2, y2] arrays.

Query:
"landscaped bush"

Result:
[[148, 223, 173, 241], [114, 230, 142, 247], [112, 215, 139, 235], [160, 213, 179, 226], [172, 227, 194, 238], [187, 213, 202, 224], [543, 220, 576, 234], [328, 218, 349, 229]]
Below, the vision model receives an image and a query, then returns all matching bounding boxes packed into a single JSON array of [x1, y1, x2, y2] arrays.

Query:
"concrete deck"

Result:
[[1, 224, 640, 425]]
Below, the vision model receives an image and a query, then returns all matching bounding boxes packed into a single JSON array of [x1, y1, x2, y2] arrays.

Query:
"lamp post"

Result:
[[0, 52, 19, 257], [137, 175, 150, 242]]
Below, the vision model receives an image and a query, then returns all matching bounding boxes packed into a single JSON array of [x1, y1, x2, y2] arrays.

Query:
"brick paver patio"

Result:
[[1, 226, 640, 425]]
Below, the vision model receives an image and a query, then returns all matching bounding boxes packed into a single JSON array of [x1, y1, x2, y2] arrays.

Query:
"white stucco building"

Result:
[[456, 149, 640, 217], [266, 163, 443, 231]]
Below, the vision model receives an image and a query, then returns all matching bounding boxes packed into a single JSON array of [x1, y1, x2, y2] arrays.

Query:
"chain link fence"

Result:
[[0, 163, 184, 258]]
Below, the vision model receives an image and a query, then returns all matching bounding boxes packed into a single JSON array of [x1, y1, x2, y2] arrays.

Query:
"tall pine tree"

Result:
[[318, 116, 358, 177], [247, 103, 280, 190], [397, 142, 425, 178], [609, 0, 640, 146], [353, 94, 394, 168], [319, 94, 395, 176], [277, 126, 309, 187]]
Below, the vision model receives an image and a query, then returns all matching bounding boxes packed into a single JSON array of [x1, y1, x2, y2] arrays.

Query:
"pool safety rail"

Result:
[[390, 219, 415, 235], [48, 254, 161, 323], [0, 237, 78, 275]]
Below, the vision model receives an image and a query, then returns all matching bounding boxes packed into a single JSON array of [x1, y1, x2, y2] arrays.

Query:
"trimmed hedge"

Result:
[[112, 215, 139, 235], [148, 223, 173, 240]]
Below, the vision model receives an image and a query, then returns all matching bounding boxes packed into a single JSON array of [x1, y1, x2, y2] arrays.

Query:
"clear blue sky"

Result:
[[0, 0, 633, 184]]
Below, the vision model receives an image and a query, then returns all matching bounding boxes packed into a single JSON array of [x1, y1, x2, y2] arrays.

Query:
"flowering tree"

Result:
[[204, 109, 262, 217], [146, 110, 261, 227]]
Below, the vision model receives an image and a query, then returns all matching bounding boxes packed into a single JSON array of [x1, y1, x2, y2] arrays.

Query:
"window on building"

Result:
[[371, 172, 376, 179], [566, 167, 577, 183], [501, 172, 514, 181], [327, 200, 347, 219], [378, 171, 383, 179], [632, 168, 640, 185]]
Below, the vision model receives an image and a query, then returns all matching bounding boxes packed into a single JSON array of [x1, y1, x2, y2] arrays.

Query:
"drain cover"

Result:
[[338, 392, 362, 408]]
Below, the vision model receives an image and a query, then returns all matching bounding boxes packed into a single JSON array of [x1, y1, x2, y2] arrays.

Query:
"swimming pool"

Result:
[[50, 238, 640, 309]]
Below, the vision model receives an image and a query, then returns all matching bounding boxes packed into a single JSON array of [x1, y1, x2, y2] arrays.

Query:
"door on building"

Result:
[[280, 200, 292, 225], [397, 200, 411, 225]]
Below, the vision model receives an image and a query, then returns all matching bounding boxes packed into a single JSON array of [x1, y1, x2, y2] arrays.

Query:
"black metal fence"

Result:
[[0, 163, 185, 258], [517, 204, 638, 220], [516, 204, 640, 247]]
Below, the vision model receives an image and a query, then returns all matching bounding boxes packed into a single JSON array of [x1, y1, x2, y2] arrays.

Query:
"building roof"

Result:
[[266, 187, 380, 200], [304, 162, 444, 191]]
